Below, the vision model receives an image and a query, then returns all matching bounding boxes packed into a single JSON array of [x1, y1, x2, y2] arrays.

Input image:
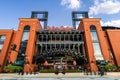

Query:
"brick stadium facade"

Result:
[[0, 11, 120, 73]]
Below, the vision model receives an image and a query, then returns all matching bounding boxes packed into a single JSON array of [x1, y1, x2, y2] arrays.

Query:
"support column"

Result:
[[46, 44, 47, 51], [68, 34, 70, 41], [64, 34, 65, 41], [73, 44, 75, 50], [60, 43, 61, 49], [41, 45, 42, 53], [55, 34, 56, 41], [51, 34, 52, 41], [55, 44, 56, 49], [73, 34, 74, 41], [69, 44, 70, 50], [50, 44, 52, 50], [60, 34, 61, 41], [45, 34, 46, 42], [64, 44, 66, 49], [82, 44, 86, 56], [77, 34, 79, 41], [78, 44, 80, 53], [46, 34, 48, 41]]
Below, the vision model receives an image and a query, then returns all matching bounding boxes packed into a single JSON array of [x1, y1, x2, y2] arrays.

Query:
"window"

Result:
[[93, 43, 103, 60], [0, 44, 3, 50], [19, 25, 30, 53], [91, 31, 98, 41], [90, 25, 103, 60], [0, 36, 6, 42], [21, 26, 30, 41], [22, 32, 30, 41], [0, 35, 6, 50]]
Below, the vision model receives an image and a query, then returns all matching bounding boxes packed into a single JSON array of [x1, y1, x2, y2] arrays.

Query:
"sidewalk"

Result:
[[0, 72, 120, 78]]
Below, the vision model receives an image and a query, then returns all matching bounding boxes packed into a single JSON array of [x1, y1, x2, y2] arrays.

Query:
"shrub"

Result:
[[116, 66, 120, 72], [4, 65, 23, 72], [64, 70, 82, 73], [104, 65, 117, 72], [39, 70, 55, 73], [39, 70, 82, 73], [117, 66, 120, 69]]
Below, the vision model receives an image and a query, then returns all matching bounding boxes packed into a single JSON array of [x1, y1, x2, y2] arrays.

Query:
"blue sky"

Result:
[[0, 0, 120, 30]]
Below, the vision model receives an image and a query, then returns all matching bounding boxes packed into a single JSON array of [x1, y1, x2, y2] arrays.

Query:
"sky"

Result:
[[0, 0, 120, 30]]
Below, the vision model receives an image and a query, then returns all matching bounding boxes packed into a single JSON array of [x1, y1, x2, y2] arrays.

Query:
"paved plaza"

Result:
[[0, 78, 120, 80]]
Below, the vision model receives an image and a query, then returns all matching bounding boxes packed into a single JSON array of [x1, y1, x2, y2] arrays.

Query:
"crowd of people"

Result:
[[83, 67, 106, 76]]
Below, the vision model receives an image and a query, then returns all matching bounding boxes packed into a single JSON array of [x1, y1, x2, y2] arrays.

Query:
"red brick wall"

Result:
[[0, 30, 14, 72], [78, 18, 114, 71], [9, 18, 42, 72], [107, 30, 120, 66]]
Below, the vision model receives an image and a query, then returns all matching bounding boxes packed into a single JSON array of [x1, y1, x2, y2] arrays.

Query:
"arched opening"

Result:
[[90, 25, 103, 60], [13, 25, 30, 67]]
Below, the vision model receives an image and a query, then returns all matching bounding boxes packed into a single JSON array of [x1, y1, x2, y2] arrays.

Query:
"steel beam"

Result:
[[72, 11, 89, 29], [31, 11, 48, 30]]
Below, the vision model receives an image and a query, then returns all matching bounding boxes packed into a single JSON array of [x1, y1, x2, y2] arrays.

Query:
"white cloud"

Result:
[[101, 19, 120, 27], [89, 0, 120, 15], [61, 0, 81, 10], [89, 16, 94, 18]]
